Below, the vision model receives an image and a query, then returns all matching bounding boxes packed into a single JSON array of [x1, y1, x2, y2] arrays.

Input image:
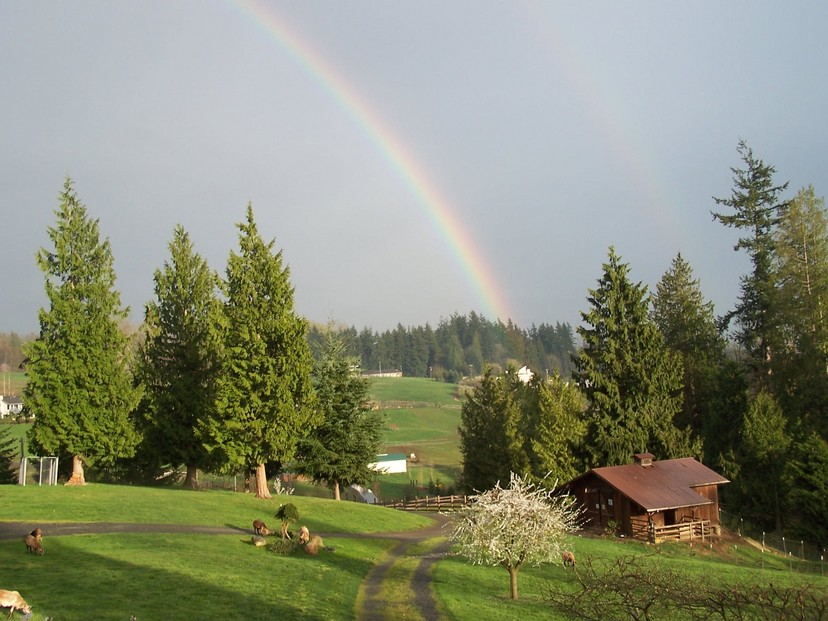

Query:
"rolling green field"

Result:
[[368, 376, 464, 407], [0, 485, 823, 621], [369, 377, 465, 499]]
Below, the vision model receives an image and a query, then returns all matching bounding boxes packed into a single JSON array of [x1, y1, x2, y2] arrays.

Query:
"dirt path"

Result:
[[356, 513, 452, 621], [0, 513, 454, 621]]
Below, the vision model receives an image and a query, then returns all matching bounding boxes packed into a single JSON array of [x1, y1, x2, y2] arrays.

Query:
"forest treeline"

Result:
[[307, 314, 576, 383]]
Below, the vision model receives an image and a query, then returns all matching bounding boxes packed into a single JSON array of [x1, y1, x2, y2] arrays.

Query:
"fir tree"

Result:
[[296, 328, 384, 500], [201, 205, 317, 498], [134, 225, 222, 488], [24, 178, 140, 485], [712, 140, 790, 387], [574, 247, 697, 467]]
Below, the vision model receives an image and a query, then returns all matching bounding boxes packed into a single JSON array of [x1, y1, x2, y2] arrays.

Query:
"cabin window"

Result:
[[607, 498, 614, 506]]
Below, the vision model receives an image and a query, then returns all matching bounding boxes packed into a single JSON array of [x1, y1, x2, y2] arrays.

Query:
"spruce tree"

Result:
[[574, 247, 697, 467], [24, 178, 140, 485], [134, 225, 222, 488], [202, 205, 317, 498], [296, 328, 384, 500]]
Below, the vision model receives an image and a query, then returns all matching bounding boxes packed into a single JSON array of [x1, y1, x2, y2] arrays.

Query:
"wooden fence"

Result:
[[652, 519, 712, 543], [382, 494, 470, 512], [629, 516, 712, 543]]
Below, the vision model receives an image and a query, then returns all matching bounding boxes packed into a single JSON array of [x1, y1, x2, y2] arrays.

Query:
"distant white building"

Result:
[[0, 395, 23, 419], [348, 484, 378, 504], [368, 452, 408, 474], [517, 366, 534, 384]]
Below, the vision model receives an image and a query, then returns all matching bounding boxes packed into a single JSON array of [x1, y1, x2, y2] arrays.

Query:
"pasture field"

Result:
[[368, 376, 463, 407], [0, 485, 431, 620], [0, 485, 824, 620], [369, 377, 464, 499]]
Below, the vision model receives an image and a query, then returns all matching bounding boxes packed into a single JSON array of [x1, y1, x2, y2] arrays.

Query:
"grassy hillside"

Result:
[[0, 485, 822, 621], [368, 376, 463, 407], [369, 377, 464, 499]]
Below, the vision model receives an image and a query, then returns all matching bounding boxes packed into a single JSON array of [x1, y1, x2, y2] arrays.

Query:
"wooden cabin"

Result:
[[561, 453, 729, 543]]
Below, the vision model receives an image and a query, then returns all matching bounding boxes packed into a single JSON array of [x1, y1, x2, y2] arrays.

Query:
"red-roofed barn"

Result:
[[560, 453, 729, 543]]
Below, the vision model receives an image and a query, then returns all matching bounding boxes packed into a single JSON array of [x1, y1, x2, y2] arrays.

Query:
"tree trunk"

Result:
[[255, 463, 271, 499], [333, 480, 341, 501], [507, 565, 520, 600], [65, 455, 86, 486], [183, 464, 199, 489]]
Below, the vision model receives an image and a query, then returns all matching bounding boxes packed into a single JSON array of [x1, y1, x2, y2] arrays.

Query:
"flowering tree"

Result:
[[450, 472, 581, 600]]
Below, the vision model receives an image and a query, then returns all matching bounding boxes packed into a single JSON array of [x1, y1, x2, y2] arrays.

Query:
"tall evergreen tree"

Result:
[[522, 373, 587, 483], [574, 247, 698, 467], [296, 329, 384, 500], [459, 367, 528, 492], [774, 186, 828, 437], [736, 391, 790, 534], [652, 253, 725, 437], [712, 140, 790, 387], [24, 178, 140, 485], [202, 205, 318, 498], [134, 225, 222, 488], [783, 431, 828, 544]]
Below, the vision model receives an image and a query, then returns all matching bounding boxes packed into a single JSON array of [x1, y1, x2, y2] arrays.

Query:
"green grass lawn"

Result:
[[0, 484, 432, 621], [369, 376, 462, 407], [0, 485, 824, 620]]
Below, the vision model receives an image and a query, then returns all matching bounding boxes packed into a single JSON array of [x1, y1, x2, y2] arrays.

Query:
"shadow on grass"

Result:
[[0, 534, 384, 621]]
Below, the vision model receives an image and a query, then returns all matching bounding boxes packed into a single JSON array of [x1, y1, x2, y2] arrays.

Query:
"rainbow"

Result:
[[229, 0, 514, 324]]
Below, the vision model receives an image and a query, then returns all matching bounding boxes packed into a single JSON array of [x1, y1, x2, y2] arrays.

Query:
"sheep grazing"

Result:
[[0, 589, 32, 617], [23, 535, 43, 556], [252, 519, 270, 536], [298, 525, 310, 545], [562, 550, 576, 568], [304, 535, 325, 556]]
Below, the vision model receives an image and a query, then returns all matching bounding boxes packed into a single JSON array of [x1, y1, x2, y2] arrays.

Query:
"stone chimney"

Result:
[[633, 452, 654, 467]]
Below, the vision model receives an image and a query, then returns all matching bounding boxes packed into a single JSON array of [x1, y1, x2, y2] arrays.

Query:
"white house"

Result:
[[0, 395, 23, 419], [517, 366, 534, 384], [348, 484, 379, 504], [368, 452, 408, 474]]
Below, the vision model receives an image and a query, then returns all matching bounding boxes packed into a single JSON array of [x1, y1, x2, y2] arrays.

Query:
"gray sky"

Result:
[[2, 1, 826, 335]]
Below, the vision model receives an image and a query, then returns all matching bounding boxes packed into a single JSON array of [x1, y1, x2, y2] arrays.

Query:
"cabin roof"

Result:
[[570, 457, 729, 512]]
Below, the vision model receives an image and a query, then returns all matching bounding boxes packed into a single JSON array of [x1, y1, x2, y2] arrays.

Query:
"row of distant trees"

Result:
[[457, 142, 828, 547], [21, 179, 382, 499], [308, 314, 576, 383]]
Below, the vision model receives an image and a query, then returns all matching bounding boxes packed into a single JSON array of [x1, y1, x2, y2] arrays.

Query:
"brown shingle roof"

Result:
[[590, 457, 729, 512]]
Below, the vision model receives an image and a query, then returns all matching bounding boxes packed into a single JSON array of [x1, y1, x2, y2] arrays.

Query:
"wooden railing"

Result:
[[382, 494, 470, 512], [651, 519, 711, 543]]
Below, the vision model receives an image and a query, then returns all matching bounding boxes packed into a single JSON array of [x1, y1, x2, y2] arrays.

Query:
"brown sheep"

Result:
[[298, 525, 310, 544], [252, 519, 270, 536], [0, 589, 32, 617], [562, 550, 575, 568], [304, 535, 324, 556], [23, 534, 43, 556]]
